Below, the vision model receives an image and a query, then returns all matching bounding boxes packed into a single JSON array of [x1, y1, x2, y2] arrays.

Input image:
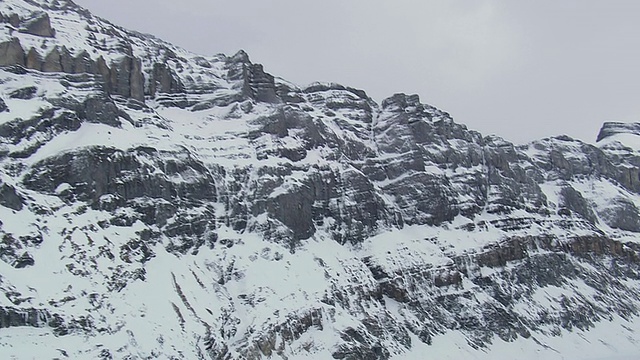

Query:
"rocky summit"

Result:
[[0, 1, 640, 359]]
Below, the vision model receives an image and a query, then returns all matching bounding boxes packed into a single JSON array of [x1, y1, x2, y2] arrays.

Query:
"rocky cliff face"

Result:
[[1, 1, 640, 359]]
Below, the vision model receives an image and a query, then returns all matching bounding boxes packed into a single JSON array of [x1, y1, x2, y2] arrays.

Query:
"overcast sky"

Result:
[[74, 0, 640, 144]]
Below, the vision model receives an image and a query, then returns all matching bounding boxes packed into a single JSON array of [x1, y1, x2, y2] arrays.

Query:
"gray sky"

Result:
[[74, 0, 640, 144]]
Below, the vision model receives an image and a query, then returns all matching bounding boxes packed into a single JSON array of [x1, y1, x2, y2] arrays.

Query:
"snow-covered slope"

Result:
[[1, 1, 640, 359]]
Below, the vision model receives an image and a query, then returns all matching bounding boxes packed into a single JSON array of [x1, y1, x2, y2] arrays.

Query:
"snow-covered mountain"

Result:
[[1, 1, 640, 359]]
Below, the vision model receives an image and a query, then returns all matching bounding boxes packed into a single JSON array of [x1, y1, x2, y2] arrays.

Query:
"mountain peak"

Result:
[[228, 49, 250, 63], [596, 121, 640, 142]]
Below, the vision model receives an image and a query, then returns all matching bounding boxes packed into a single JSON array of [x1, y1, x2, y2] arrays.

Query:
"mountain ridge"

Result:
[[0, 0, 640, 359]]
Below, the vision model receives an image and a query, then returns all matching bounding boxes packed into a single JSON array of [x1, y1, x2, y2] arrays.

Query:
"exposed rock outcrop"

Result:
[[0, 39, 147, 102], [0, 38, 25, 66], [25, 47, 42, 69], [227, 51, 279, 103], [559, 185, 597, 224], [0, 306, 52, 328], [0, 182, 24, 210], [21, 11, 55, 37], [149, 62, 183, 96], [596, 121, 640, 142], [23, 146, 216, 205]]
